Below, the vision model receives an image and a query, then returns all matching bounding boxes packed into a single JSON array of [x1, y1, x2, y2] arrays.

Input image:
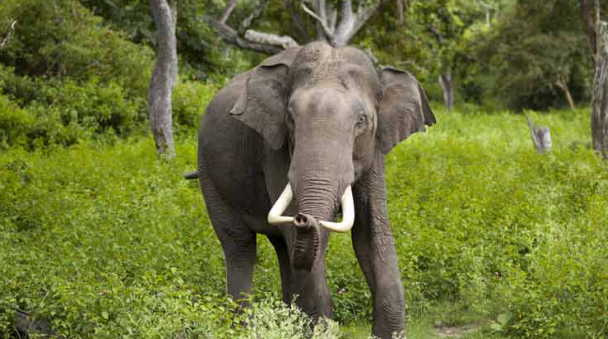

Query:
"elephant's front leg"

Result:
[[352, 153, 405, 339]]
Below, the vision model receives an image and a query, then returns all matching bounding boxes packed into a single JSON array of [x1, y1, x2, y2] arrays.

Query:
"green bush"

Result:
[[172, 79, 220, 133], [380, 108, 608, 338], [0, 0, 224, 150], [0, 93, 34, 148], [242, 298, 342, 339], [0, 109, 607, 338], [0, 65, 219, 150], [39, 77, 145, 135], [0, 66, 147, 149], [0, 0, 157, 149], [0, 0, 153, 96]]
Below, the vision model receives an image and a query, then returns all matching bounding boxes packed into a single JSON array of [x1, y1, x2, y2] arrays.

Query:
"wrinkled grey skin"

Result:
[[197, 42, 435, 339]]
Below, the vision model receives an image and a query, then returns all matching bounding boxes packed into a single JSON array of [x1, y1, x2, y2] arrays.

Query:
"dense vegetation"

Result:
[[1, 109, 607, 339], [1, 0, 607, 338]]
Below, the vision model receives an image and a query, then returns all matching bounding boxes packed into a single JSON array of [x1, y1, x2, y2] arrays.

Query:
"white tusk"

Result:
[[319, 186, 355, 233], [267, 184, 295, 225]]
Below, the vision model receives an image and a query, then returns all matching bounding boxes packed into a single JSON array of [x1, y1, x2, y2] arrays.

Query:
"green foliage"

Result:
[[0, 66, 144, 149], [0, 61, 218, 150], [172, 79, 221, 133], [355, 0, 510, 107], [0, 0, 156, 149], [1, 109, 606, 338], [382, 108, 608, 338], [470, 0, 596, 111], [0, 0, 153, 96], [0, 139, 227, 338], [77, 0, 257, 80], [0, 92, 34, 149], [242, 298, 342, 339]]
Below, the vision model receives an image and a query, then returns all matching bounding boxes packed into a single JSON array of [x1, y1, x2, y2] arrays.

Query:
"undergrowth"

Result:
[[1, 109, 607, 338]]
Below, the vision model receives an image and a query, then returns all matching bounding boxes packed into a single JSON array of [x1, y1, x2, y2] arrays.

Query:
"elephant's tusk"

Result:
[[267, 184, 295, 225], [319, 186, 355, 233]]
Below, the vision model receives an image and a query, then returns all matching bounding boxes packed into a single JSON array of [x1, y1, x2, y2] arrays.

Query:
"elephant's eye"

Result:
[[356, 115, 367, 128]]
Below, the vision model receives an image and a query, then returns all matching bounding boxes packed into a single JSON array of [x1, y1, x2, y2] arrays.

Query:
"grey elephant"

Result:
[[188, 41, 435, 339]]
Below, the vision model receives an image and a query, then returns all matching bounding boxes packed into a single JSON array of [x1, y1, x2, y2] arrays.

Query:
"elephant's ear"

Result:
[[230, 47, 301, 150], [376, 67, 436, 154]]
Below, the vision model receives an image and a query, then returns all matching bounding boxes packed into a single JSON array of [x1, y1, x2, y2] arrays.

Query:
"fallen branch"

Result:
[[202, 15, 284, 54], [526, 115, 552, 153], [245, 30, 299, 49]]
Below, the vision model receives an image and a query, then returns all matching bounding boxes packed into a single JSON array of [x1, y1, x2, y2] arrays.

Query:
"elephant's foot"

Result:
[[292, 213, 321, 271]]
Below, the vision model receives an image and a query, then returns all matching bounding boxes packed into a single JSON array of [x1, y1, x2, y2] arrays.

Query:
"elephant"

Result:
[[189, 41, 435, 339]]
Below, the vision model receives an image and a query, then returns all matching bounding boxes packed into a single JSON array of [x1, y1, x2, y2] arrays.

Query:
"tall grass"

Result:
[[1, 108, 606, 338]]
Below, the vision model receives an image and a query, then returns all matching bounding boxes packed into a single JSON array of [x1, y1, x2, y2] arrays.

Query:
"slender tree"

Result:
[[581, 0, 608, 157], [149, 0, 177, 158], [591, 22, 608, 157]]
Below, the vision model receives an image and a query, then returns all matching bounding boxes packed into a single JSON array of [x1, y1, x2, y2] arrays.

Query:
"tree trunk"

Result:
[[438, 71, 454, 112], [555, 76, 576, 110], [580, 0, 600, 63], [396, 0, 404, 25], [592, 21, 608, 158], [149, 0, 177, 158]]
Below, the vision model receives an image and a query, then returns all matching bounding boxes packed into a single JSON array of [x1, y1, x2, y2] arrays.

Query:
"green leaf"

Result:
[[490, 323, 503, 332], [497, 311, 512, 326]]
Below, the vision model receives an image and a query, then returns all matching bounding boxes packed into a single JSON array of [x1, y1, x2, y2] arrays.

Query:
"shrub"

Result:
[[172, 79, 220, 133], [0, 66, 147, 149], [0, 109, 607, 338], [0, 0, 157, 149], [0, 0, 153, 96], [0, 93, 34, 148], [38, 77, 145, 135], [242, 298, 342, 339]]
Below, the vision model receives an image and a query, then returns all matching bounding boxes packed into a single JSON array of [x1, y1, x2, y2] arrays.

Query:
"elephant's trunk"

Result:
[[267, 176, 354, 270], [269, 106, 356, 270], [290, 125, 354, 223], [292, 213, 321, 270], [294, 174, 339, 222]]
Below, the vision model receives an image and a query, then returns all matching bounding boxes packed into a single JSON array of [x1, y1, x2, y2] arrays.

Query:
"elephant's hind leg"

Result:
[[199, 177, 257, 306]]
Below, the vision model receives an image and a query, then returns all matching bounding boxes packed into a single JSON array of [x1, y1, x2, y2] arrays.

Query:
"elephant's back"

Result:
[[198, 71, 270, 215]]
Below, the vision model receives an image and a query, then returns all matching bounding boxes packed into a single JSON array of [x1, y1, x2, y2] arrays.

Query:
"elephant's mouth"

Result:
[[267, 184, 355, 270], [267, 184, 355, 232]]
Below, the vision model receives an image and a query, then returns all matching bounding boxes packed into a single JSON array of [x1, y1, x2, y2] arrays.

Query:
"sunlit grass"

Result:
[[1, 108, 606, 338]]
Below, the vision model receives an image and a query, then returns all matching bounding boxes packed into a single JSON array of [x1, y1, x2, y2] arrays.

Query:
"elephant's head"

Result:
[[231, 42, 435, 269]]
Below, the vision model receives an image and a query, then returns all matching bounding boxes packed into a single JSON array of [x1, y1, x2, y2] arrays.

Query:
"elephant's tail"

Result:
[[183, 171, 199, 180]]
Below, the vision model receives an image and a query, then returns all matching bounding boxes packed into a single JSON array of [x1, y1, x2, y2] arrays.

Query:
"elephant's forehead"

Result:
[[292, 60, 372, 88], [295, 46, 341, 81], [290, 42, 378, 94], [297, 41, 338, 63]]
